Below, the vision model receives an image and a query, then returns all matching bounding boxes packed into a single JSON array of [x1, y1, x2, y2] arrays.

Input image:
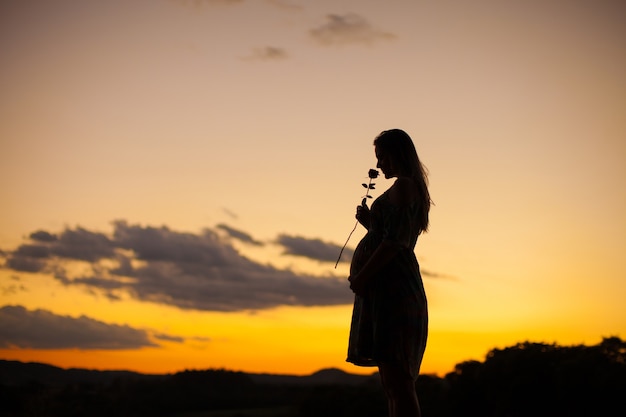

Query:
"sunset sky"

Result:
[[1, 0, 625, 377]]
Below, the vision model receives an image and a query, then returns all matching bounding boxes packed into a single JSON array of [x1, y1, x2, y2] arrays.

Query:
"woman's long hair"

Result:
[[374, 129, 432, 234]]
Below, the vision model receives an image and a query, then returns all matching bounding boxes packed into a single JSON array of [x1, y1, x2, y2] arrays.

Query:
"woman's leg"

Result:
[[379, 363, 421, 417]]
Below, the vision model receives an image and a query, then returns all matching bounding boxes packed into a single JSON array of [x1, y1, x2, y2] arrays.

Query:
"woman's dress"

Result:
[[346, 188, 428, 380]]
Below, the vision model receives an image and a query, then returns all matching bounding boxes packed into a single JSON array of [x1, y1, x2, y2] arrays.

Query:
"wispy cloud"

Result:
[[153, 333, 186, 343], [0, 305, 157, 350], [1, 276, 26, 296], [420, 269, 457, 280], [245, 46, 290, 61], [216, 223, 264, 245], [310, 13, 396, 46], [221, 207, 239, 220]]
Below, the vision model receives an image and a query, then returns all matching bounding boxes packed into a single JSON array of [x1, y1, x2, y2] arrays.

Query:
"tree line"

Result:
[[1, 337, 624, 417]]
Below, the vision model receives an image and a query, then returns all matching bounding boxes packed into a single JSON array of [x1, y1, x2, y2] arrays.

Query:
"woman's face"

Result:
[[375, 146, 396, 179]]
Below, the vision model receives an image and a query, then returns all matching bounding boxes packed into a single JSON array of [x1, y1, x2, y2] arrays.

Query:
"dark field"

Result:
[[1, 337, 624, 417]]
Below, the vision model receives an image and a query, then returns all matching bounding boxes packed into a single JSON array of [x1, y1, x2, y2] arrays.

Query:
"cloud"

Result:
[[244, 46, 290, 61], [4, 227, 114, 273], [5, 252, 47, 273], [53, 227, 116, 261], [0, 305, 157, 350], [420, 269, 457, 280], [29, 230, 58, 242], [3, 220, 447, 312], [216, 223, 264, 245], [310, 13, 396, 46], [221, 207, 239, 220], [1, 276, 27, 296], [277, 234, 353, 262], [153, 333, 186, 343], [3, 221, 352, 312]]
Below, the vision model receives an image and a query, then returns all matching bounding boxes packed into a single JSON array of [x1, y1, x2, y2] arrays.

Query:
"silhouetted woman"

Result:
[[347, 129, 431, 417]]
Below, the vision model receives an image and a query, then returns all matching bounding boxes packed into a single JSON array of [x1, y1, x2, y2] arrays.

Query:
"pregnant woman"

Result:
[[347, 129, 432, 417]]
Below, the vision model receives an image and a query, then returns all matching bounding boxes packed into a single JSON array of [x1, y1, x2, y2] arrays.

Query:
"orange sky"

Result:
[[1, 0, 625, 377]]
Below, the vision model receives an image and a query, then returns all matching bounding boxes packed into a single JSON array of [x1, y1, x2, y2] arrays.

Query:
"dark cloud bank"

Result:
[[0, 305, 156, 350], [2, 221, 443, 313], [1, 222, 444, 350], [2, 221, 356, 312]]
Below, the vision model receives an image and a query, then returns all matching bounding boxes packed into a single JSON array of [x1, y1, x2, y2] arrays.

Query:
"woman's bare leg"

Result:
[[379, 363, 421, 417]]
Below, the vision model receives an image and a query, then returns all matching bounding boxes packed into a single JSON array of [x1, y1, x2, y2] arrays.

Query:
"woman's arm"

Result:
[[348, 241, 401, 295]]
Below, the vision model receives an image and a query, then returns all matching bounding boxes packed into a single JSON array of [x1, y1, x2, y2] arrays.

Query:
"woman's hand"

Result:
[[355, 203, 371, 229], [348, 274, 367, 296]]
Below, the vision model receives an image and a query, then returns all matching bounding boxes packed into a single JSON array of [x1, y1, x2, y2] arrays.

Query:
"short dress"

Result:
[[346, 188, 428, 380]]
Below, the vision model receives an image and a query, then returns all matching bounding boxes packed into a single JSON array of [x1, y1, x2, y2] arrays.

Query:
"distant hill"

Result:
[[249, 367, 378, 386], [0, 360, 377, 388], [0, 360, 165, 387]]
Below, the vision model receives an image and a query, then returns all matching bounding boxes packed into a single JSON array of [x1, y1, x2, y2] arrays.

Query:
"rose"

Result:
[[335, 169, 379, 268], [361, 169, 379, 204]]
